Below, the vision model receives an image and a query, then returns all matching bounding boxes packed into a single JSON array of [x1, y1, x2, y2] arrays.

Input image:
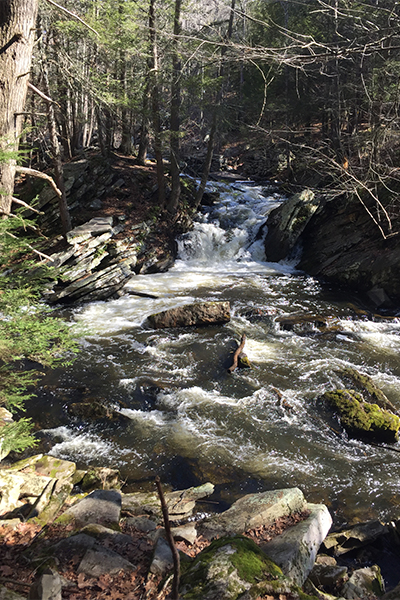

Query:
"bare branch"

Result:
[[28, 82, 60, 107], [44, 0, 100, 37], [4, 231, 52, 261], [12, 197, 43, 215], [15, 166, 62, 198]]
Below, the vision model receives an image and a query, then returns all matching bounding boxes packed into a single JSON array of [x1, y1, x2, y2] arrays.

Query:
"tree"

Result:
[[0, 0, 39, 216]]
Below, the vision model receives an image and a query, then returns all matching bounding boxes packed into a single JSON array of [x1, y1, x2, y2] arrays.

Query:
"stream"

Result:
[[30, 179, 400, 527]]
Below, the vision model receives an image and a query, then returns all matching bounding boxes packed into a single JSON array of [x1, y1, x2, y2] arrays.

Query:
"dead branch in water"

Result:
[[228, 333, 247, 373]]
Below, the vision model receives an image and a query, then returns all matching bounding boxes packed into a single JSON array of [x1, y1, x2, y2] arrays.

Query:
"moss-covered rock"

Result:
[[338, 367, 398, 414], [179, 535, 285, 600], [322, 389, 400, 443]]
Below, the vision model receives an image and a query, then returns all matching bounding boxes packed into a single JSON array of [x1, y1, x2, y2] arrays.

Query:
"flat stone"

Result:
[[341, 565, 385, 599], [200, 487, 306, 540], [172, 522, 197, 545], [150, 536, 173, 575], [0, 585, 27, 599], [59, 490, 121, 528], [125, 516, 157, 532], [260, 503, 333, 586], [322, 519, 389, 555], [80, 523, 134, 546], [66, 216, 113, 244], [78, 547, 134, 577]]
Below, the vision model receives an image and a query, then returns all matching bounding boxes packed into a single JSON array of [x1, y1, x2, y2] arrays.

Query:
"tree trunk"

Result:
[[148, 0, 166, 209], [42, 62, 72, 235], [0, 0, 39, 215], [167, 0, 182, 215]]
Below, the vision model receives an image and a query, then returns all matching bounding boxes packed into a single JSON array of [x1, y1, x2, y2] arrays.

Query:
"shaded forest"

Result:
[[2, 0, 400, 239]]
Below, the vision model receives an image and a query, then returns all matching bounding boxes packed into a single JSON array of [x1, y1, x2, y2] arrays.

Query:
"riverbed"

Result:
[[30, 180, 400, 526]]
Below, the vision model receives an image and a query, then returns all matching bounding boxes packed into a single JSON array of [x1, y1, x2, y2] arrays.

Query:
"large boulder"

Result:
[[297, 192, 400, 305], [260, 503, 333, 586], [322, 389, 400, 443], [200, 488, 306, 540], [147, 301, 230, 329], [264, 188, 319, 261], [179, 535, 286, 600]]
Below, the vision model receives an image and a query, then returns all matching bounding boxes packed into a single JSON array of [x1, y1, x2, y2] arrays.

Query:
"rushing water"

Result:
[[31, 180, 400, 526]]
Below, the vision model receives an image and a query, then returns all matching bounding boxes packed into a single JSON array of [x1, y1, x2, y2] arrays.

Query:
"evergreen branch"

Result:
[[12, 197, 43, 215]]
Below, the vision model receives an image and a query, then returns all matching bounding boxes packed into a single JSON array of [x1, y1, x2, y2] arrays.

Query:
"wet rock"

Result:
[[322, 519, 389, 556], [276, 313, 340, 335], [338, 367, 398, 415], [179, 535, 284, 600], [264, 188, 320, 261], [58, 489, 122, 528], [382, 582, 400, 599], [200, 488, 306, 540], [260, 503, 333, 586], [147, 301, 231, 329], [341, 565, 385, 599], [67, 401, 127, 422], [322, 389, 400, 443]]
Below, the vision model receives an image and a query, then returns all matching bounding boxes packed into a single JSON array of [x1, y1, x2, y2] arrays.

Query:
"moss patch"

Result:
[[180, 535, 284, 599], [322, 389, 400, 443]]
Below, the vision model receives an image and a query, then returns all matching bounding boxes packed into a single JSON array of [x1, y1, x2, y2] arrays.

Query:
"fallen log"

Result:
[[228, 333, 247, 373]]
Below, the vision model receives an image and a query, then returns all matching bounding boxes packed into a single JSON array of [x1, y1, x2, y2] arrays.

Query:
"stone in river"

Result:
[[147, 301, 230, 329]]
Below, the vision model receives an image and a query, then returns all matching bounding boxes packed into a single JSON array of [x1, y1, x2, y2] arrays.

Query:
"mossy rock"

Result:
[[339, 367, 398, 414], [322, 389, 400, 443], [179, 535, 285, 599]]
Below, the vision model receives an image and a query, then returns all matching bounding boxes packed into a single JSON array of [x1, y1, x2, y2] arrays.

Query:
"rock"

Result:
[[58, 489, 121, 528], [121, 482, 214, 521], [338, 367, 398, 415], [150, 536, 174, 575], [308, 563, 349, 593], [264, 188, 320, 261], [172, 522, 198, 545], [276, 313, 340, 335], [147, 301, 231, 329], [28, 568, 62, 600], [200, 487, 306, 540], [77, 547, 134, 577], [322, 519, 389, 555], [179, 535, 285, 600], [322, 389, 400, 443], [367, 286, 393, 308], [341, 565, 385, 599], [80, 523, 134, 546], [67, 401, 127, 422], [124, 516, 157, 532], [260, 503, 333, 586], [0, 585, 27, 599], [297, 192, 400, 305], [80, 467, 121, 492], [382, 582, 400, 599], [66, 216, 114, 244]]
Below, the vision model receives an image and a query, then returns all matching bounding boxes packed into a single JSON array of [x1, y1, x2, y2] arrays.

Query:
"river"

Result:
[[31, 179, 400, 527]]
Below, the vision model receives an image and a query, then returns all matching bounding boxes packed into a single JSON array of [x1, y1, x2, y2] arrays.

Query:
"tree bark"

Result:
[[0, 0, 39, 215]]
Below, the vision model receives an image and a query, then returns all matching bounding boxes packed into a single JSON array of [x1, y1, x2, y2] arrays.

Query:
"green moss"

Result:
[[323, 389, 400, 443], [340, 367, 397, 413], [180, 535, 283, 599]]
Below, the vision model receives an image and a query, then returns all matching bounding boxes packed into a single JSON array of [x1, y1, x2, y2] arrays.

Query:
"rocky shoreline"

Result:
[[1, 453, 399, 599]]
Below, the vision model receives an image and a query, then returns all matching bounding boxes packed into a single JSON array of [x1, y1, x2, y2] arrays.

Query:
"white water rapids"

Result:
[[35, 180, 400, 525]]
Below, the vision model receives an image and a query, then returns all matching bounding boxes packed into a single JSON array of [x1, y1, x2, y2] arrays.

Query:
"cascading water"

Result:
[[32, 180, 400, 526]]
